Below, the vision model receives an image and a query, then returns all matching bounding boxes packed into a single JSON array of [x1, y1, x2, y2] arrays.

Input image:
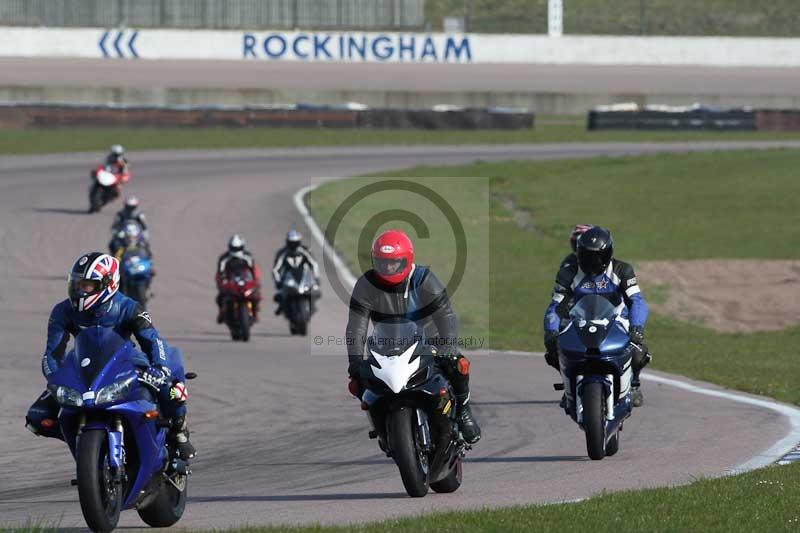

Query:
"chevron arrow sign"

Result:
[[99, 29, 139, 58]]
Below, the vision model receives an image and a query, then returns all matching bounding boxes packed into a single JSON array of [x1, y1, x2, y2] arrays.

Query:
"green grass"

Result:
[[4, 125, 800, 155], [425, 0, 800, 36], [220, 462, 800, 532], [307, 149, 800, 405]]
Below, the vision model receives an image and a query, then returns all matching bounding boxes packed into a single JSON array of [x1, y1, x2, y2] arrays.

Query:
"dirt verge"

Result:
[[636, 259, 800, 333]]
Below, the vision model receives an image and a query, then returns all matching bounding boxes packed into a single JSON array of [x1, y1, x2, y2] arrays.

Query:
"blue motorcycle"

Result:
[[555, 295, 637, 460], [46, 327, 194, 531], [120, 247, 153, 307]]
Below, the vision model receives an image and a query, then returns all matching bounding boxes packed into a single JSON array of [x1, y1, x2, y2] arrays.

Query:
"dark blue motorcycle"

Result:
[[556, 294, 636, 460], [120, 247, 153, 307], [46, 327, 194, 531]]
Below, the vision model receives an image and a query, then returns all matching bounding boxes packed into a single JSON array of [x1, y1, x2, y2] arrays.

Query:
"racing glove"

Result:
[[544, 330, 559, 370], [629, 325, 645, 345], [348, 360, 364, 398], [139, 365, 170, 392]]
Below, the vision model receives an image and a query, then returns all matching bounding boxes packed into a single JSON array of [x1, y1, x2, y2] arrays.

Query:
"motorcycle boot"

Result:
[[455, 393, 481, 444]]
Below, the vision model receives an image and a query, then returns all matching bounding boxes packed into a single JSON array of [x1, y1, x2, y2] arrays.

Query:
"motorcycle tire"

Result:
[[388, 407, 429, 497], [239, 300, 251, 342], [430, 457, 462, 493], [88, 185, 104, 214], [583, 381, 606, 460], [606, 430, 620, 457], [77, 429, 123, 532], [137, 476, 187, 527]]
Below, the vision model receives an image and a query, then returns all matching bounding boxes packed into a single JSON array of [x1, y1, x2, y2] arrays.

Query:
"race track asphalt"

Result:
[[1, 142, 797, 528]]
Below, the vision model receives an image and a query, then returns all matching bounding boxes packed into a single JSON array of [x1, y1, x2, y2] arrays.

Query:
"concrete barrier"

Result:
[[5, 26, 800, 67]]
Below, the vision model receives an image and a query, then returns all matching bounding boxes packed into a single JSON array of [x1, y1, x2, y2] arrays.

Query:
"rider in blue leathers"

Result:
[[26, 252, 195, 459], [543, 226, 651, 406]]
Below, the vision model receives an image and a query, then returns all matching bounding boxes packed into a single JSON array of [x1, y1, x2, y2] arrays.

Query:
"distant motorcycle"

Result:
[[359, 320, 468, 497], [46, 326, 196, 532], [89, 164, 130, 214], [220, 268, 258, 342], [120, 248, 154, 307], [278, 263, 320, 336], [555, 294, 638, 460]]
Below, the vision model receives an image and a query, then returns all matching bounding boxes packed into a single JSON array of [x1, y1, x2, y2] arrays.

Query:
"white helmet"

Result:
[[228, 234, 245, 252], [111, 144, 125, 155], [124, 195, 139, 209]]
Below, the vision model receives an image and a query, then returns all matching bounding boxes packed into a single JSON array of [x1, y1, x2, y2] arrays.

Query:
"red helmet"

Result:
[[371, 229, 414, 286], [569, 224, 594, 252]]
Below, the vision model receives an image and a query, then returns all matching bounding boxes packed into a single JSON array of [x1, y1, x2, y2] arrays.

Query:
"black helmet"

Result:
[[286, 229, 302, 251], [576, 226, 614, 276]]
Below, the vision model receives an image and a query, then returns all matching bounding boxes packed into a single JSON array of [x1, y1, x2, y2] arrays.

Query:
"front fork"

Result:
[[77, 414, 126, 481], [574, 374, 615, 425]]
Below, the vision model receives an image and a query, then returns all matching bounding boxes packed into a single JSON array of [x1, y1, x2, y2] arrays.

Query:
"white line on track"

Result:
[[293, 182, 800, 474]]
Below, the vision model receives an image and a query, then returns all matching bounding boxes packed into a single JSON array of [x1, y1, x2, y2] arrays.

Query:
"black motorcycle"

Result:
[[360, 320, 468, 497], [278, 263, 319, 336]]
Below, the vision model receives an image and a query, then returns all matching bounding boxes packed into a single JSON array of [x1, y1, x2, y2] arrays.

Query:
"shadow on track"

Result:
[[467, 455, 586, 463], [31, 207, 89, 215], [477, 400, 560, 406], [189, 492, 407, 503]]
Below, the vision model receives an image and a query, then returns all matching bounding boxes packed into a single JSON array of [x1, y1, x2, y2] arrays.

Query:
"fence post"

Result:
[[548, 0, 563, 36], [640, 0, 648, 35]]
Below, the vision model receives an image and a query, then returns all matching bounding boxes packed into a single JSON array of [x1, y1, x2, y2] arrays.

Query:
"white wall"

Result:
[[2, 26, 800, 67]]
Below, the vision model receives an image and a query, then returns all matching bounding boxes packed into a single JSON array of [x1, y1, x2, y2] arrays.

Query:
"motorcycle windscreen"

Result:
[[73, 327, 130, 385], [568, 294, 618, 322], [232, 267, 254, 284], [367, 319, 424, 356]]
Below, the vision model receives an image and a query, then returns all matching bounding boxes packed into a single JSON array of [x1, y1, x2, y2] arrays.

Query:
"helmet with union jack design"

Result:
[[371, 229, 414, 286], [68, 252, 120, 312]]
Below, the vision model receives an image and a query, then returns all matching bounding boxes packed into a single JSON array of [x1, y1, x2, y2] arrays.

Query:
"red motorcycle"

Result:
[[220, 268, 259, 342], [88, 164, 130, 213]]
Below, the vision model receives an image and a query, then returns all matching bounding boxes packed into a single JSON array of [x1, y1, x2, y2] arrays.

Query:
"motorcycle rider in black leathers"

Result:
[[346, 229, 481, 444], [109, 196, 150, 256], [271, 230, 320, 315]]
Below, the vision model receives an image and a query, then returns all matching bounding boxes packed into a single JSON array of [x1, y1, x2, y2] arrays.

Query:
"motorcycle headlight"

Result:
[[406, 365, 431, 389], [96, 376, 136, 405], [51, 385, 83, 407]]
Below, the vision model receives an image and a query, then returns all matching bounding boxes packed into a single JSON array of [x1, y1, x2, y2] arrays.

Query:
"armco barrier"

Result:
[[587, 108, 756, 131], [0, 103, 533, 130], [755, 110, 800, 131]]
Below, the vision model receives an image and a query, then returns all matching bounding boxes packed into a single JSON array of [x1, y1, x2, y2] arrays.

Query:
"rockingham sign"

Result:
[[5, 26, 800, 67], [242, 32, 471, 62]]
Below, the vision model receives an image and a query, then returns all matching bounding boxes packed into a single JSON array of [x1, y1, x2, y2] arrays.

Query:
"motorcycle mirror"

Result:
[[185, 372, 198, 380]]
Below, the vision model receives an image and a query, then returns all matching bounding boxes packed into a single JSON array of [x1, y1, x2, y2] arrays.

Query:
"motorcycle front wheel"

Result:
[[388, 407, 429, 497], [77, 429, 123, 532], [583, 381, 606, 460]]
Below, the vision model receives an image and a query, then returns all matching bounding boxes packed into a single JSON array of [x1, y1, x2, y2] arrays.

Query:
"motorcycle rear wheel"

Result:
[[583, 382, 606, 460], [77, 429, 123, 532], [137, 476, 187, 527], [430, 457, 462, 493], [88, 184, 104, 213], [388, 407, 429, 497], [606, 430, 620, 456]]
